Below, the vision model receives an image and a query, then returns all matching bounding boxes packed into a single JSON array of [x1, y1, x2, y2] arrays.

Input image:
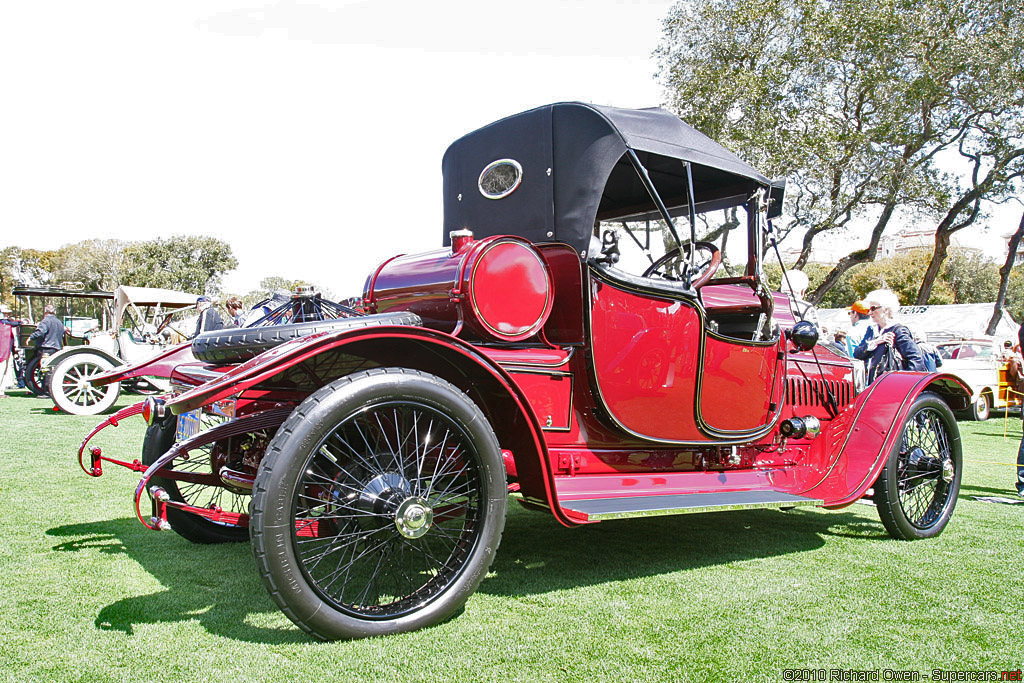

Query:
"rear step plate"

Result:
[[561, 491, 823, 522]]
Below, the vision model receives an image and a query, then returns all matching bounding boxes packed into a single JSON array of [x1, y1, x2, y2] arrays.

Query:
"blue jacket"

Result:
[[853, 324, 926, 384]]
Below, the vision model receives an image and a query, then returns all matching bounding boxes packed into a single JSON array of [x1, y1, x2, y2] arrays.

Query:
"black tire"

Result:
[[875, 392, 962, 540], [251, 368, 506, 640], [191, 312, 422, 364], [969, 393, 991, 421], [23, 355, 46, 396], [49, 353, 121, 415], [142, 411, 250, 544]]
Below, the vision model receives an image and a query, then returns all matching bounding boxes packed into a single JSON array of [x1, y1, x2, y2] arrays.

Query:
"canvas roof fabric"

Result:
[[442, 102, 775, 257], [113, 286, 198, 329]]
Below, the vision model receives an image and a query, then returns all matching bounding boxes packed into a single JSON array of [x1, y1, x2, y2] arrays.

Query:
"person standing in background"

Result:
[[1017, 323, 1024, 497], [845, 300, 872, 356], [193, 296, 224, 338]]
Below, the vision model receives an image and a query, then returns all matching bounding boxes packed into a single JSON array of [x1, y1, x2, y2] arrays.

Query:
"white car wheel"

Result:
[[970, 393, 991, 421], [50, 354, 121, 415]]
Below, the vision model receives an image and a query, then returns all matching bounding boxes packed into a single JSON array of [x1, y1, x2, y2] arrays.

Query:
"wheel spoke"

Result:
[[290, 399, 484, 618], [894, 406, 954, 528]]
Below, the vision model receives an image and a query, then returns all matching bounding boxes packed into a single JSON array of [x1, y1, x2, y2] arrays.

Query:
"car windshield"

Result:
[[938, 342, 993, 360], [595, 207, 750, 280]]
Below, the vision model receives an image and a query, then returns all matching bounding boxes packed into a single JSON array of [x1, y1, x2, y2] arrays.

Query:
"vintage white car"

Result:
[[936, 338, 1020, 420]]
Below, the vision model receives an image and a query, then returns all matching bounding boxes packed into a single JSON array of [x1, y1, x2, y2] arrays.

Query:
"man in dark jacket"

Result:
[[193, 296, 224, 338], [28, 304, 66, 357]]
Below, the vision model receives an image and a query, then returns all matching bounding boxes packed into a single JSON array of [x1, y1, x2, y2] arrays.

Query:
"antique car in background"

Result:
[[46, 285, 358, 415], [936, 337, 1021, 420], [11, 285, 116, 396], [79, 102, 970, 641], [41, 286, 199, 414]]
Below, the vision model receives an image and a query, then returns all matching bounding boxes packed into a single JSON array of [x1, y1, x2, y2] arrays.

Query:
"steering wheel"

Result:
[[642, 242, 721, 288]]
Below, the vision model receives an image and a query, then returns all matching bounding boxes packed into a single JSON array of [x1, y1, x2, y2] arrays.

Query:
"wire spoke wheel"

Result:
[[875, 392, 961, 540], [142, 412, 251, 543], [295, 401, 481, 618], [251, 369, 506, 640], [894, 407, 953, 527]]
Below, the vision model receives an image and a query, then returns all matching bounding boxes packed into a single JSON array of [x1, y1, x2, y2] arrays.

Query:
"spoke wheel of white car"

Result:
[[49, 354, 121, 415], [969, 393, 991, 421], [142, 412, 251, 544], [250, 368, 506, 640], [875, 392, 961, 540]]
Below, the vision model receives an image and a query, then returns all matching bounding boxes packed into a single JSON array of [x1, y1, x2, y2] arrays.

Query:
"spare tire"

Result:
[[191, 312, 423, 364]]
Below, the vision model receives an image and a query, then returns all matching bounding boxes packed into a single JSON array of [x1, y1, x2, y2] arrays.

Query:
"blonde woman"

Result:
[[852, 289, 926, 384]]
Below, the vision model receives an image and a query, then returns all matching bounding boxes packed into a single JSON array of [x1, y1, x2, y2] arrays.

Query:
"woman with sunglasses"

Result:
[[852, 289, 927, 384]]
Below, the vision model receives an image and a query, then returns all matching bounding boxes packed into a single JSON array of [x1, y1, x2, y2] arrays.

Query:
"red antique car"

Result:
[[79, 102, 970, 641]]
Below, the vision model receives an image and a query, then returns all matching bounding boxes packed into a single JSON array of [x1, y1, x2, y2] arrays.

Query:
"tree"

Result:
[[120, 236, 237, 295], [987, 209, 1024, 334], [656, 0, 1024, 304], [916, 139, 1024, 304], [48, 239, 127, 292]]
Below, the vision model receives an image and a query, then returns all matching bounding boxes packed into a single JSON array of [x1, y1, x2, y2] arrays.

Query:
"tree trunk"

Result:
[[806, 195, 900, 305], [986, 208, 1024, 336]]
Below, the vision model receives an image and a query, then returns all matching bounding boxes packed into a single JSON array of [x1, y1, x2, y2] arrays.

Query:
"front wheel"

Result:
[[49, 354, 121, 415], [250, 368, 507, 640], [875, 392, 961, 540]]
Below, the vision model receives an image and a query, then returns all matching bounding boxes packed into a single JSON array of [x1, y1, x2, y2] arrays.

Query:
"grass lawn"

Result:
[[1, 389, 1023, 682]]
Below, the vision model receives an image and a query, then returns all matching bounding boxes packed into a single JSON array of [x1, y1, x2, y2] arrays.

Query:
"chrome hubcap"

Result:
[[941, 458, 955, 484], [395, 496, 433, 539]]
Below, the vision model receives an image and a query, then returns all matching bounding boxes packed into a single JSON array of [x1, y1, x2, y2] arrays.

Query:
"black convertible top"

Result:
[[442, 102, 776, 256]]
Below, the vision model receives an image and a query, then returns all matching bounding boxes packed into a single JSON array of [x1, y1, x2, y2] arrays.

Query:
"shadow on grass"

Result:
[[960, 483, 1021, 497], [479, 504, 875, 596], [47, 518, 308, 645], [47, 505, 876, 643]]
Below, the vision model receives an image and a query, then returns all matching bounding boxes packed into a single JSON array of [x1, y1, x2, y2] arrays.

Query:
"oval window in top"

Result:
[[478, 159, 523, 200]]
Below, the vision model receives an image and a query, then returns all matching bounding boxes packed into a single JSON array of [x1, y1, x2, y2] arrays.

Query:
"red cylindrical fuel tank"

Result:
[[363, 234, 554, 342]]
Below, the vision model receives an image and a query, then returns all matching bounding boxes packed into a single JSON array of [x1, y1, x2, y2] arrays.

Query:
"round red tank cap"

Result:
[[469, 241, 552, 340]]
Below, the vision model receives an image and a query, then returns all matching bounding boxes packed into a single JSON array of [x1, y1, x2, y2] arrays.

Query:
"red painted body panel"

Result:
[[587, 274, 783, 442], [589, 280, 703, 440], [365, 235, 553, 342], [699, 335, 784, 433], [90, 342, 195, 386]]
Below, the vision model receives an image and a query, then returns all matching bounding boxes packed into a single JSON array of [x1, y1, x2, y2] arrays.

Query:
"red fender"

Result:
[[799, 371, 969, 507], [89, 341, 195, 387], [164, 325, 576, 526]]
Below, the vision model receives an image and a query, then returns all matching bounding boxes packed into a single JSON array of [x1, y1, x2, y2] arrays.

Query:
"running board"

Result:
[[560, 491, 823, 522]]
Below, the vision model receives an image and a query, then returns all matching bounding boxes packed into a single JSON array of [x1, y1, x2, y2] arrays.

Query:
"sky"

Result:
[[0, 0, 677, 297], [2, 1, 1017, 300]]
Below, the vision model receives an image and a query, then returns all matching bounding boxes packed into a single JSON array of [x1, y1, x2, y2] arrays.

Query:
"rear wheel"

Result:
[[49, 354, 121, 415], [23, 355, 46, 396], [875, 392, 961, 540], [142, 412, 250, 544], [251, 368, 506, 640]]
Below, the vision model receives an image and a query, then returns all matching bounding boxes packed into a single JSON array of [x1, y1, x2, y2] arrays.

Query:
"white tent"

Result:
[[816, 303, 1019, 343]]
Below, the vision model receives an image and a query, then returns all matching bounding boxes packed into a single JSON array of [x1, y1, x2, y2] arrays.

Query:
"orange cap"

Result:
[[849, 300, 869, 314]]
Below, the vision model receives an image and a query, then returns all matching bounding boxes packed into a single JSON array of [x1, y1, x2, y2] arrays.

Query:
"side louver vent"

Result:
[[785, 378, 855, 407]]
